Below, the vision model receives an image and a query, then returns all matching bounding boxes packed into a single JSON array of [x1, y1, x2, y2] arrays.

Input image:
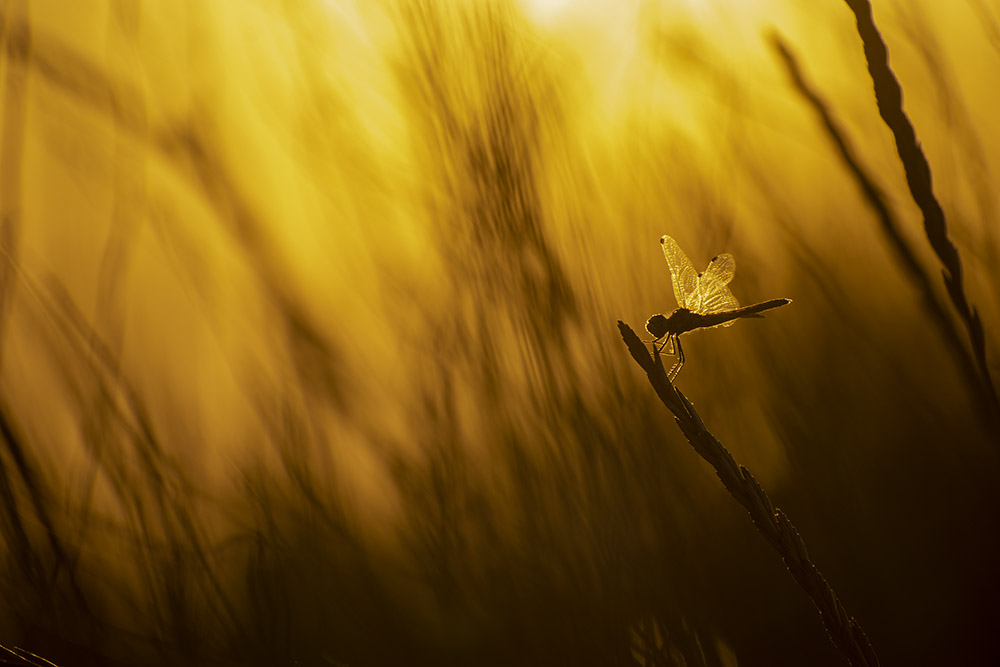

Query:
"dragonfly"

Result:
[[646, 234, 791, 381]]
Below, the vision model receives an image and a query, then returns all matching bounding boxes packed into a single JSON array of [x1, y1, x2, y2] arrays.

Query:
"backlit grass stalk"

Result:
[[0, 642, 60, 667], [842, 0, 999, 428], [770, 33, 997, 432], [618, 321, 879, 667]]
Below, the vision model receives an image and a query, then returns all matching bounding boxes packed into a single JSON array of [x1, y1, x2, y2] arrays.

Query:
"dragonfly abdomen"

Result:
[[648, 299, 792, 339], [686, 298, 791, 331]]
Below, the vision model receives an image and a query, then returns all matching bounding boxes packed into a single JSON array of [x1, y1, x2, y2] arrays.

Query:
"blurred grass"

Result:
[[0, 1, 998, 666]]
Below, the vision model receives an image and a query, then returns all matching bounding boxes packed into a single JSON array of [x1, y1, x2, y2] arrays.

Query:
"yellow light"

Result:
[[520, 0, 574, 23]]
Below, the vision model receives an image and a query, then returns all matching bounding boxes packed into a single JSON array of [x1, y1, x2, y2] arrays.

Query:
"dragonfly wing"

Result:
[[694, 253, 740, 326], [700, 253, 735, 288], [661, 235, 699, 309], [700, 288, 740, 327]]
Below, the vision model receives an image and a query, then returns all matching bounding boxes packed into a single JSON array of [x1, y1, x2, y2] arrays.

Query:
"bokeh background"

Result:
[[1, 0, 998, 665]]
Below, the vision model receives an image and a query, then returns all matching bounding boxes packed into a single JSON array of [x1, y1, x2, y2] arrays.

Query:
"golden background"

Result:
[[1, 1, 998, 665]]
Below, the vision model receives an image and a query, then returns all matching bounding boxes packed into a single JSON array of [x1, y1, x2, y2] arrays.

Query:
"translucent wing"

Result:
[[694, 253, 740, 326], [660, 235, 699, 309], [700, 253, 735, 291], [699, 290, 740, 326]]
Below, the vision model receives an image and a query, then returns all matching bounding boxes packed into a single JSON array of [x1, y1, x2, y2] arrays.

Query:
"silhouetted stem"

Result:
[[841, 0, 999, 431], [618, 321, 880, 667], [770, 33, 998, 434]]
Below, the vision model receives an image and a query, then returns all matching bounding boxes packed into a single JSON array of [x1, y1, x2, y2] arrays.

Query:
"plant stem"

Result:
[[842, 0, 999, 432], [618, 321, 880, 667]]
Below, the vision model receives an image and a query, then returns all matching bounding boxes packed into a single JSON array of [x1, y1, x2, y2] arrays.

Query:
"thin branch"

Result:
[[618, 321, 880, 667]]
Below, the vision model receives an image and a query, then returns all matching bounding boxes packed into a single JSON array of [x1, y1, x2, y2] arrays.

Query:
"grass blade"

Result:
[[841, 0, 999, 431], [618, 321, 880, 667]]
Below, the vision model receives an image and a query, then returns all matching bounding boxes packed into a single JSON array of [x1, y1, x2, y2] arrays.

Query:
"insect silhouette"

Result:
[[646, 235, 791, 381]]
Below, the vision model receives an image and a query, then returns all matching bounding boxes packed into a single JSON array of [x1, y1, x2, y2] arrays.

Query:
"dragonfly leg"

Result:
[[653, 337, 669, 354], [667, 336, 684, 382]]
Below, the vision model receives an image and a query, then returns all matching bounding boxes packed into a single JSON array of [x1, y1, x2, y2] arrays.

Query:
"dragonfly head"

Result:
[[646, 313, 670, 340]]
